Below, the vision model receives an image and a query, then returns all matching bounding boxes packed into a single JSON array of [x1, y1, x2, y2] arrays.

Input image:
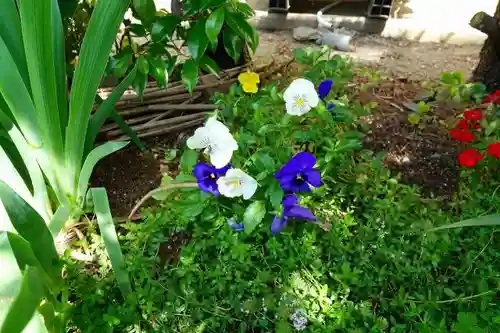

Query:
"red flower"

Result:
[[483, 90, 500, 104], [458, 149, 484, 168], [464, 109, 483, 121], [471, 121, 481, 130], [456, 119, 469, 129], [487, 142, 500, 158], [449, 129, 476, 143]]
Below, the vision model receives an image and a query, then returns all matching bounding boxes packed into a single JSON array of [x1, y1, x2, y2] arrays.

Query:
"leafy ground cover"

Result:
[[71, 48, 500, 332]]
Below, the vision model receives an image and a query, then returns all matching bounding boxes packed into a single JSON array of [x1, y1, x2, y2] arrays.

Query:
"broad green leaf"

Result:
[[199, 55, 220, 77], [0, 134, 32, 193], [108, 109, 144, 151], [181, 60, 199, 94], [133, 71, 148, 98], [222, 28, 244, 64], [132, 0, 156, 27], [18, 0, 65, 160], [137, 55, 149, 75], [92, 188, 132, 297], [0, 180, 60, 282], [205, 8, 225, 46], [77, 141, 129, 203], [224, 11, 258, 52], [180, 149, 198, 174], [148, 57, 168, 88], [0, 36, 40, 147], [151, 15, 180, 43], [243, 201, 266, 234], [0, 266, 44, 333], [47, 206, 70, 237], [188, 19, 209, 63], [87, 67, 137, 152], [129, 23, 147, 37], [113, 53, 133, 78], [408, 113, 421, 125], [57, 0, 79, 20], [236, 2, 255, 18], [67, 0, 130, 189], [431, 215, 500, 231]]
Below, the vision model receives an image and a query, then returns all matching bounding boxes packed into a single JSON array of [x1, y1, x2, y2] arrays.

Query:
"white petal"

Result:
[[284, 78, 315, 103], [217, 175, 239, 198], [242, 175, 258, 200], [210, 148, 233, 168], [187, 127, 211, 149], [305, 88, 320, 107], [205, 117, 230, 133], [286, 102, 312, 116]]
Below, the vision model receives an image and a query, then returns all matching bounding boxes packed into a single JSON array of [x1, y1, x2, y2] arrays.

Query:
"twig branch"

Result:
[[128, 183, 198, 220]]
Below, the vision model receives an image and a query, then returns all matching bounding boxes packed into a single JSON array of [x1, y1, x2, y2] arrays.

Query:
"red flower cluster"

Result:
[[488, 142, 500, 158], [458, 149, 483, 168], [449, 109, 483, 143], [483, 90, 500, 104]]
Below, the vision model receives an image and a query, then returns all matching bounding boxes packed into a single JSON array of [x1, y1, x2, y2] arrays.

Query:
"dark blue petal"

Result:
[[271, 216, 288, 234], [193, 162, 216, 180], [284, 206, 317, 221], [282, 193, 298, 209], [231, 223, 245, 232], [327, 103, 335, 111], [279, 175, 311, 193], [215, 164, 231, 177], [304, 169, 323, 188], [318, 80, 333, 100], [275, 152, 317, 179], [194, 163, 221, 196], [198, 178, 220, 196]]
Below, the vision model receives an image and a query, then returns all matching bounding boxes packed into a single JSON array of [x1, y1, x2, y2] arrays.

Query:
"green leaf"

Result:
[[408, 113, 421, 125], [137, 55, 149, 75], [205, 8, 225, 46], [181, 60, 199, 94], [77, 141, 130, 202], [133, 71, 148, 98], [58, 0, 79, 20], [91, 188, 132, 297], [0, 180, 60, 282], [223, 28, 244, 64], [151, 15, 180, 43], [113, 53, 133, 78], [108, 109, 144, 151], [199, 55, 220, 77], [66, 0, 130, 189], [188, 19, 209, 63], [148, 57, 168, 88], [0, 266, 44, 333], [18, 0, 65, 160], [87, 67, 137, 151], [243, 201, 266, 234], [224, 11, 258, 52], [236, 2, 255, 18], [132, 0, 156, 26], [431, 215, 500, 231], [129, 23, 147, 37], [47, 206, 70, 237], [180, 149, 198, 174]]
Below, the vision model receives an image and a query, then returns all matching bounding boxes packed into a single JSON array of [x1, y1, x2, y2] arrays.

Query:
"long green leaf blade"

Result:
[[86, 66, 137, 151], [108, 110, 145, 151], [0, 180, 60, 282], [0, 36, 40, 147], [91, 188, 132, 297], [48, 206, 70, 237], [18, 0, 64, 160], [431, 215, 500, 231], [0, 266, 44, 333], [66, 0, 131, 188], [77, 141, 129, 203]]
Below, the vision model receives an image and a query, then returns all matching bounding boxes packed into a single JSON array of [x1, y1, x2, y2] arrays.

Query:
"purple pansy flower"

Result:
[[275, 152, 323, 193], [227, 218, 245, 231], [271, 194, 317, 234], [193, 162, 231, 196], [318, 79, 333, 100]]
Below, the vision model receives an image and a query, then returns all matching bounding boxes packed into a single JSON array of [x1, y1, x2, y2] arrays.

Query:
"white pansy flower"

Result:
[[283, 78, 319, 116], [217, 169, 258, 199], [180, 20, 191, 29], [187, 117, 238, 168]]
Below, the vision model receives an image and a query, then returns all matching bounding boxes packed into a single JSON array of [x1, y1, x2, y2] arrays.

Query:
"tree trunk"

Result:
[[471, 0, 500, 91]]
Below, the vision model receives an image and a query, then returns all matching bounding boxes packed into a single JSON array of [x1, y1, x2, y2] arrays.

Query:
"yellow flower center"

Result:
[[296, 98, 305, 107]]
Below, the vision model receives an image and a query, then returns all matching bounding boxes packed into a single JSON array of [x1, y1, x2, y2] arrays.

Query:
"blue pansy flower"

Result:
[[193, 162, 231, 196], [271, 194, 317, 234], [275, 152, 323, 193], [318, 79, 333, 100], [227, 218, 245, 231]]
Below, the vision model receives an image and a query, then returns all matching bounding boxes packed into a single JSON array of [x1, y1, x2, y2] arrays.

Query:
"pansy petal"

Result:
[[284, 206, 317, 221], [205, 117, 230, 133], [210, 148, 234, 169], [305, 88, 319, 108], [275, 152, 316, 179], [304, 169, 323, 188], [271, 216, 288, 234], [327, 103, 335, 111], [231, 223, 245, 231], [282, 193, 298, 209], [215, 164, 232, 177], [193, 162, 214, 180], [279, 175, 311, 193], [198, 178, 220, 196], [187, 127, 211, 149], [242, 175, 258, 200], [318, 79, 333, 100]]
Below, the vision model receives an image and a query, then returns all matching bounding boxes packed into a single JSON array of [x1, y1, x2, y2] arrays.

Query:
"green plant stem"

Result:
[[128, 182, 198, 219], [382, 289, 497, 304]]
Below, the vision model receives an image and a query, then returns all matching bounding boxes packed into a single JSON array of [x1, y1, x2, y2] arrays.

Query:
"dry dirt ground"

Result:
[[93, 31, 483, 217]]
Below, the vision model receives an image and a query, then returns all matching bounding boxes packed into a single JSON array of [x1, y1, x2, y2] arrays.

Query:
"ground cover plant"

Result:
[[65, 48, 500, 332]]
